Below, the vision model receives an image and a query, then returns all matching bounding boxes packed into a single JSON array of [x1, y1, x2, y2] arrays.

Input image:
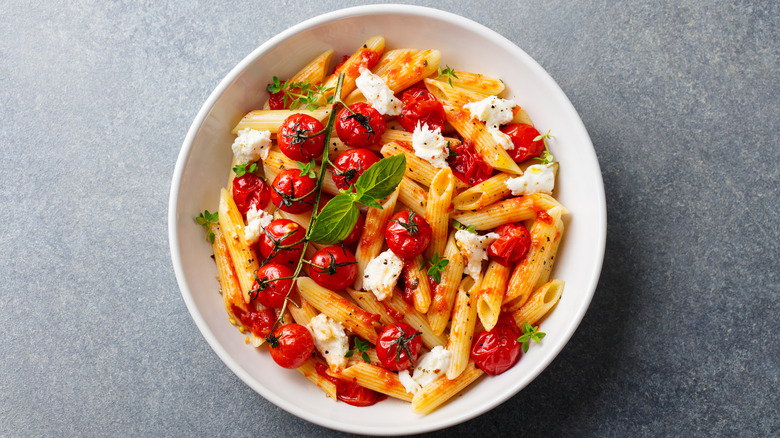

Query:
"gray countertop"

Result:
[[1, 1, 777, 436]]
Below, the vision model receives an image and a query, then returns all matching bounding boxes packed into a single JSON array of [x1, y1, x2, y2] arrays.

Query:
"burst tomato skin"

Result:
[[230, 304, 275, 339], [384, 210, 432, 259], [487, 223, 532, 267], [277, 114, 326, 161], [256, 219, 305, 269], [501, 123, 544, 163], [331, 148, 380, 190], [269, 324, 315, 369], [251, 263, 295, 308], [376, 323, 423, 371], [231, 173, 270, 216], [268, 80, 287, 110], [470, 327, 521, 376], [270, 169, 317, 214], [447, 140, 494, 185], [309, 246, 358, 290], [336, 102, 386, 148], [314, 362, 386, 407], [398, 89, 446, 133]]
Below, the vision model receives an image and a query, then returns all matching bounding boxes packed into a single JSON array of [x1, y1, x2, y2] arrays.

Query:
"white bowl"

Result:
[[169, 5, 606, 435]]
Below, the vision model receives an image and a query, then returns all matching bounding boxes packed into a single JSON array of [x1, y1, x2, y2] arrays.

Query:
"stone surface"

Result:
[[1, 0, 777, 436]]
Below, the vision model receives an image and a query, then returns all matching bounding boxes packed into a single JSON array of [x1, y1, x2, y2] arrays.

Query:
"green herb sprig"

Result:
[[232, 162, 257, 177], [344, 337, 371, 364], [266, 76, 334, 111], [423, 253, 449, 283], [517, 322, 546, 353], [533, 130, 555, 166], [297, 160, 316, 178], [451, 219, 477, 234], [437, 65, 459, 88], [195, 210, 219, 243]]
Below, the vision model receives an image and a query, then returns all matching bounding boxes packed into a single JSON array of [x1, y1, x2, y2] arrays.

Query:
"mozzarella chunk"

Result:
[[463, 96, 516, 150], [231, 128, 272, 164], [243, 206, 273, 245], [412, 122, 450, 169], [307, 313, 349, 371], [355, 66, 402, 116], [362, 249, 404, 301], [505, 164, 556, 195], [455, 229, 500, 280], [398, 346, 452, 394]]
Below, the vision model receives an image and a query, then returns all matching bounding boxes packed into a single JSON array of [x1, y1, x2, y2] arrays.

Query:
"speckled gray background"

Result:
[[1, 0, 778, 436]]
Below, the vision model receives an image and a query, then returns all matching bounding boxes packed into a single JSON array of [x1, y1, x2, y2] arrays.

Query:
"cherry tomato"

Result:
[[335, 49, 381, 77], [257, 219, 305, 268], [331, 148, 380, 191], [384, 210, 432, 259], [315, 362, 387, 407], [470, 327, 521, 376], [268, 80, 288, 110], [487, 223, 532, 267], [268, 323, 315, 369], [316, 200, 365, 246], [495, 312, 521, 338], [278, 113, 326, 161], [336, 102, 386, 148], [398, 89, 446, 133], [230, 304, 275, 338], [447, 140, 494, 185], [501, 123, 544, 163], [250, 263, 295, 308], [231, 172, 270, 216], [376, 323, 423, 371], [309, 246, 358, 290], [270, 169, 317, 214]]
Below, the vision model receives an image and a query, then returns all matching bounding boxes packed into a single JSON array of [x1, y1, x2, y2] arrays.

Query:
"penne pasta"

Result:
[[380, 141, 468, 190], [451, 193, 567, 230], [263, 49, 334, 109], [451, 173, 512, 211], [383, 292, 447, 350], [338, 361, 413, 402], [476, 261, 511, 331], [404, 255, 433, 314], [412, 360, 484, 414], [217, 188, 260, 303], [296, 357, 338, 400], [510, 279, 565, 327], [434, 70, 505, 95], [297, 277, 379, 344], [397, 176, 428, 217], [423, 78, 491, 108], [232, 108, 332, 134], [353, 188, 400, 291], [446, 276, 481, 379], [318, 36, 386, 104], [425, 167, 455, 259], [444, 104, 522, 175], [427, 231, 465, 335]]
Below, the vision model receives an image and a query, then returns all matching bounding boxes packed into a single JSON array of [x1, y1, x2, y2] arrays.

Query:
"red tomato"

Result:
[[470, 327, 521, 376], [384, 210, 432, 259], [257, 219, 305, 269], [230, 304, 275, 338], [231, 173, 270, 216], [315, 362, 387, 407], [336, 102, 386, 148], [268, 323, 315, 369], [331, 148, 380, 190], [277, 114, 326, 161], [376, 323, 423, 371], [487, 223, 532, 267], [270, 169, 317, 214], [336, 49, 381, 77], [398, 89, 446, 133], [309, 246, 358, 290], [316, 200, 365, 246], [501, 123, 544, 163], [268, 80, 287, 110], [447, 140, 493, 185], [495, 312, 521, 338], [250, 263, 295, 308]]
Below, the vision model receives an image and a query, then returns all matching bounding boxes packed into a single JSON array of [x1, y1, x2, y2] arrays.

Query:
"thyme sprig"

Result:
[[266, 76, 334, 110], [437, 65, 459, 88], [533, 130, 555, 166], [344, 337, 371, 364], [517, 322, 546, 353], [195, 210, 219, 243]]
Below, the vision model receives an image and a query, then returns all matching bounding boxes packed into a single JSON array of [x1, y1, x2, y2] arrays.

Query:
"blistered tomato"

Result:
[[501, 123, 545, 163], [384, 210, 432, 259], [487, 223, 532, 267], [336, 102, 386, 148], [268, 324, 315, 369], [231, 172, 270, 216], [270, 169, 317, 214], [309, 246, 358, 290], [256, 219, 305, 269], [398, 89, 446, 133], [277, 113, 326, 161], [376, 323, 423, 371], [331, 148, 380, 190], [447, 140, 493, 185]]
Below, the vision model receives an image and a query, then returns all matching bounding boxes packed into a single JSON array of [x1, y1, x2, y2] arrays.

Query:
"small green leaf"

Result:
[[208, 232, 215, 244], [308, 194, 359, 244], [451, 219, 476, 234], [361, 352, 371, 363], [344, 350, 354, 358], [296, 160, 316, 178], [356, 194, 383, 210], [354, 154, 406, 200]]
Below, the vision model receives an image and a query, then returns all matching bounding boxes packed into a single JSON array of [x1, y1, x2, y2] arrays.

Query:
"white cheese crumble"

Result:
[[362, 249, 404, 301], [243, 206, 273, 245], [307, 313, 349, 371], [505, 164, 556, 195], [398, 346, 452, 394], [231, 128, 272, 164], [463, 96, 516, 150], [355, 66, 401, 116], [412, 122, 450, 169], [455, 229, 500, 280]]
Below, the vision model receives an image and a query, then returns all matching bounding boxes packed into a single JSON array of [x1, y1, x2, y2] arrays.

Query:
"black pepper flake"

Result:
[[546, 237, 550, 242]]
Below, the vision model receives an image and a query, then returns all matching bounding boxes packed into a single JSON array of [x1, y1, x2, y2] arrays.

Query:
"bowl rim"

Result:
[[169, 4, 606, 435]]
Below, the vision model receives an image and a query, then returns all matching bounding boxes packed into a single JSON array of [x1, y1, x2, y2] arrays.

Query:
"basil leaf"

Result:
[[356, 194, 383, 210], [308, 194, 359, 244], [354, 154, 406, 200]]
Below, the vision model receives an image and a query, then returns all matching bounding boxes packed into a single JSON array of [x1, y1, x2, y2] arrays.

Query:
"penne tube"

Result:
[[451, 194, 567, 230], [217, 188, 260, 303], [380, 141, 468, 190], [263, 149, 341, 197], [297, 277, 379, 344], [427, 231, 466, 335], [444, 104, 522, 175], [380, 127, 460, 148], [263, 49, 334, 109], [317, 36, 386, 104], [232, 108, 332, 134], [412, 360, 484, 414], [383, 292, 447, 350], [510, 106, 534, 126], [451, 173, 512, 211], [353, 188, 400, 290], [510, 279, 564, 327], [345, 288, 395, 327], [288, 298, 319, 326], [476, 261, 511, 331], [296, 357, 338, 400], [346, 49, 441, 104], [503, 206, 564, 308], [424, 78, 491, 108], [337, 361, 413, 402], [397, 176, 428, 217], [425, 167, 455, 259], [446, 276, 481, 379], [403, 255, 433, 314], [433, 70, 505, 95]]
